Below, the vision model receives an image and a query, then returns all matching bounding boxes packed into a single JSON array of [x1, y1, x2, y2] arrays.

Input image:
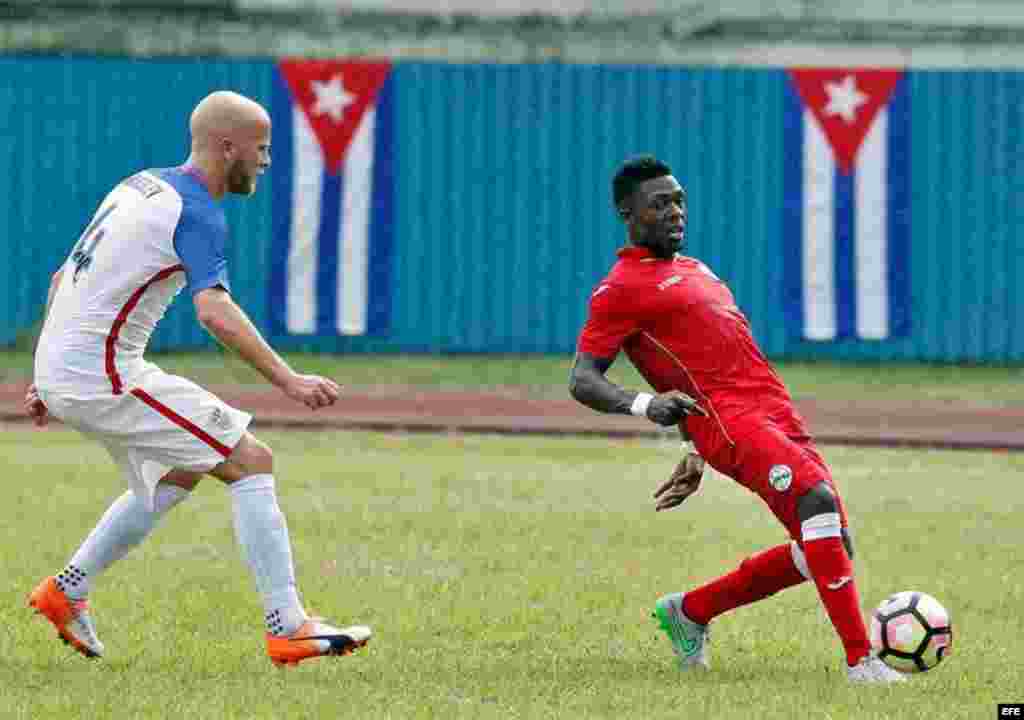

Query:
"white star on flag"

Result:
[[310, 75, 355, 123], [823, 75, 868, 125]]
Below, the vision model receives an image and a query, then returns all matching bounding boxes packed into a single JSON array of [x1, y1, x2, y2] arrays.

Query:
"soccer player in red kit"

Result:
[[569, 156, 904, 683]]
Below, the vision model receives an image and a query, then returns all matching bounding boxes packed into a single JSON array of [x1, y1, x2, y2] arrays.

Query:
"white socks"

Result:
[[56, 475, 308, 637], [229, 474, 307, 636], [58, 484, 190, 600]]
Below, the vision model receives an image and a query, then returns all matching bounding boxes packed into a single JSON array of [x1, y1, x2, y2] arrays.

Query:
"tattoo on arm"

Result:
[[568, 352, 640, 415]]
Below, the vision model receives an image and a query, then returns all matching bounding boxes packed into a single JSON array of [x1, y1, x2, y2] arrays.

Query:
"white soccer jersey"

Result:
[[35, 166, 231, 398]]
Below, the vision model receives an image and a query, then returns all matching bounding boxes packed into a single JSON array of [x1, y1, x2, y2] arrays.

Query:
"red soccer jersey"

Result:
[[576, 246, 798, 451]]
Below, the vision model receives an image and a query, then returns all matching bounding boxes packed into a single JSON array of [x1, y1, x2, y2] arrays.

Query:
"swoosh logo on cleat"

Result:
[[669, 608, 699, 655], [290, 635, 358, 643]]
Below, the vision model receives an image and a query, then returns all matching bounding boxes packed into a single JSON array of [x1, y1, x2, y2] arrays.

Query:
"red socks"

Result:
[[802, 535, 871, 666], [678, 525, 872, 667], [682, 544, 806, 626]]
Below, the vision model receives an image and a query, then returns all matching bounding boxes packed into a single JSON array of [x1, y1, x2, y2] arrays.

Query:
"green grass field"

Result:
[[2, 427, 1020, 719], [2, 349, 1023, 406]]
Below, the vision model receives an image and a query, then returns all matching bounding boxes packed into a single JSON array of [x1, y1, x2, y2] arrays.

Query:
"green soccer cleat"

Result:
[[653, 592, 709, 670]]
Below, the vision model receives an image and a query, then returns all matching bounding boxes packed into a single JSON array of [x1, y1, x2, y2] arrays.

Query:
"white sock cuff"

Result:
[[230, 474, 276, 496], [801, 512, 842, 542], [630, 392, 654, 417], [153, 484, 190, 513], [267, 586, 303, 614], [789, 541, 812, 580]]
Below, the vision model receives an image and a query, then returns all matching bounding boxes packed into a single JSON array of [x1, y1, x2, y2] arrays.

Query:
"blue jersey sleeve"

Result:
[[172, 203, 231, 296]]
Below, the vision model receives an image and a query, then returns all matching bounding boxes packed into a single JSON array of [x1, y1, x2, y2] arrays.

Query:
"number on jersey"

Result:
[[71, 202, 117, 284]]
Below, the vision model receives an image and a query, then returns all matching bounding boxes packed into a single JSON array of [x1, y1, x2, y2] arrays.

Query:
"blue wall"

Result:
[[1, 56, 1021, 361], [0, 56, 272, 350]]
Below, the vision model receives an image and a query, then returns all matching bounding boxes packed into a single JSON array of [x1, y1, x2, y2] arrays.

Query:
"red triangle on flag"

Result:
[[788, 68, 903, 174], [279, 58, 392, 174]]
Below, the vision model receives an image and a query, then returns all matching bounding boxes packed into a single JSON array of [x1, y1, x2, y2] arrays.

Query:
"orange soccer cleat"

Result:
[[27, 576, 105, 659], [266, 618, 371, 667]]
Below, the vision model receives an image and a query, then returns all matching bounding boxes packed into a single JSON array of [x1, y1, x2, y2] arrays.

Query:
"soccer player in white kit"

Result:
[[25, 91, 371, 666]]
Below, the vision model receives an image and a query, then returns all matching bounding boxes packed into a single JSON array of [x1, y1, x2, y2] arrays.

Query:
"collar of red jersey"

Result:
[[617, 246, 678, 262]]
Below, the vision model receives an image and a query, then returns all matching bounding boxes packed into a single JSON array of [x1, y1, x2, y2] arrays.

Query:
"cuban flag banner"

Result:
[[269, 59, 394, 336], [783, 68, 910, 341]]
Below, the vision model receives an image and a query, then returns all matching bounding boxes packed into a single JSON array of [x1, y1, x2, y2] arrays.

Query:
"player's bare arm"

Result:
[[569, 351, 706, 426], [193, 287, 339, 410]]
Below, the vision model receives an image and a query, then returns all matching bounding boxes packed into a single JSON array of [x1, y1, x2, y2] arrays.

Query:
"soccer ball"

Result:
[[869, 591, 952, 673]]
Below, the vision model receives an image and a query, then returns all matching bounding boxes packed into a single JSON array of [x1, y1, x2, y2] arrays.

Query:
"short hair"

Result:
[[612, 155, 673, 213]]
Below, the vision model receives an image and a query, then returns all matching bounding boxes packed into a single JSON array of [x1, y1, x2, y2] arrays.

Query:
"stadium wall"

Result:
[[1, 55, 1020, 362]]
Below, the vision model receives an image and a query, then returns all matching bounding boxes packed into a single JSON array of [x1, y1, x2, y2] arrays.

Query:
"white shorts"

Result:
[[39, 365, 252, 509]]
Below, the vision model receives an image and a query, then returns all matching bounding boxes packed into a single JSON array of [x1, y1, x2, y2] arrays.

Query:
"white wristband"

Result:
[[630, 392, 654, 417]]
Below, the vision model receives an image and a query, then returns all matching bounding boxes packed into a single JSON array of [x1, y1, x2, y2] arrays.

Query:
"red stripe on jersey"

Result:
[[105, 265, 184, 394], [639, 330, 736, 447], [130, 388, 232, 458]]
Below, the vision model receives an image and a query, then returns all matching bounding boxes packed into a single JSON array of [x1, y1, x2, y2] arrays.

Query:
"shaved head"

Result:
[[186, 91, 271, 199], [190, 91, 269, 151]]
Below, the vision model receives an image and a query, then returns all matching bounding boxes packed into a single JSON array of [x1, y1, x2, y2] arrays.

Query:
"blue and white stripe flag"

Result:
[[783, 68, 910, 341], [269, 59, 394, 336]]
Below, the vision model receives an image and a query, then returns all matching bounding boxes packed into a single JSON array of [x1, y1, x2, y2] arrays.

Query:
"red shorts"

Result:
[[688, 409, 849, 542]]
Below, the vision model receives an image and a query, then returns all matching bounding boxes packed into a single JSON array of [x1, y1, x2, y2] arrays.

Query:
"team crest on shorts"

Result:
[[768, 464, 793, 492]]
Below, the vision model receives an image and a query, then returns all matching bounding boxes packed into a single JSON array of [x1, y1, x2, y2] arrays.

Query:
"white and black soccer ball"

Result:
[[869, 591, 953, 673]]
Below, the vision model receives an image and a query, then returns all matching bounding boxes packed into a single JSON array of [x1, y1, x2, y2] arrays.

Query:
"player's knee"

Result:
[[232, 433, 274, 475], [797, 481, 855, 561], [796, 480, 838, 523], [160, 469, 202, 492], [246, 437, 274, 474]]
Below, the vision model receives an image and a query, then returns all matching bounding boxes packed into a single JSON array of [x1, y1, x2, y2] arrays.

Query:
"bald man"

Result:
[[25, 91, 371, 666]]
